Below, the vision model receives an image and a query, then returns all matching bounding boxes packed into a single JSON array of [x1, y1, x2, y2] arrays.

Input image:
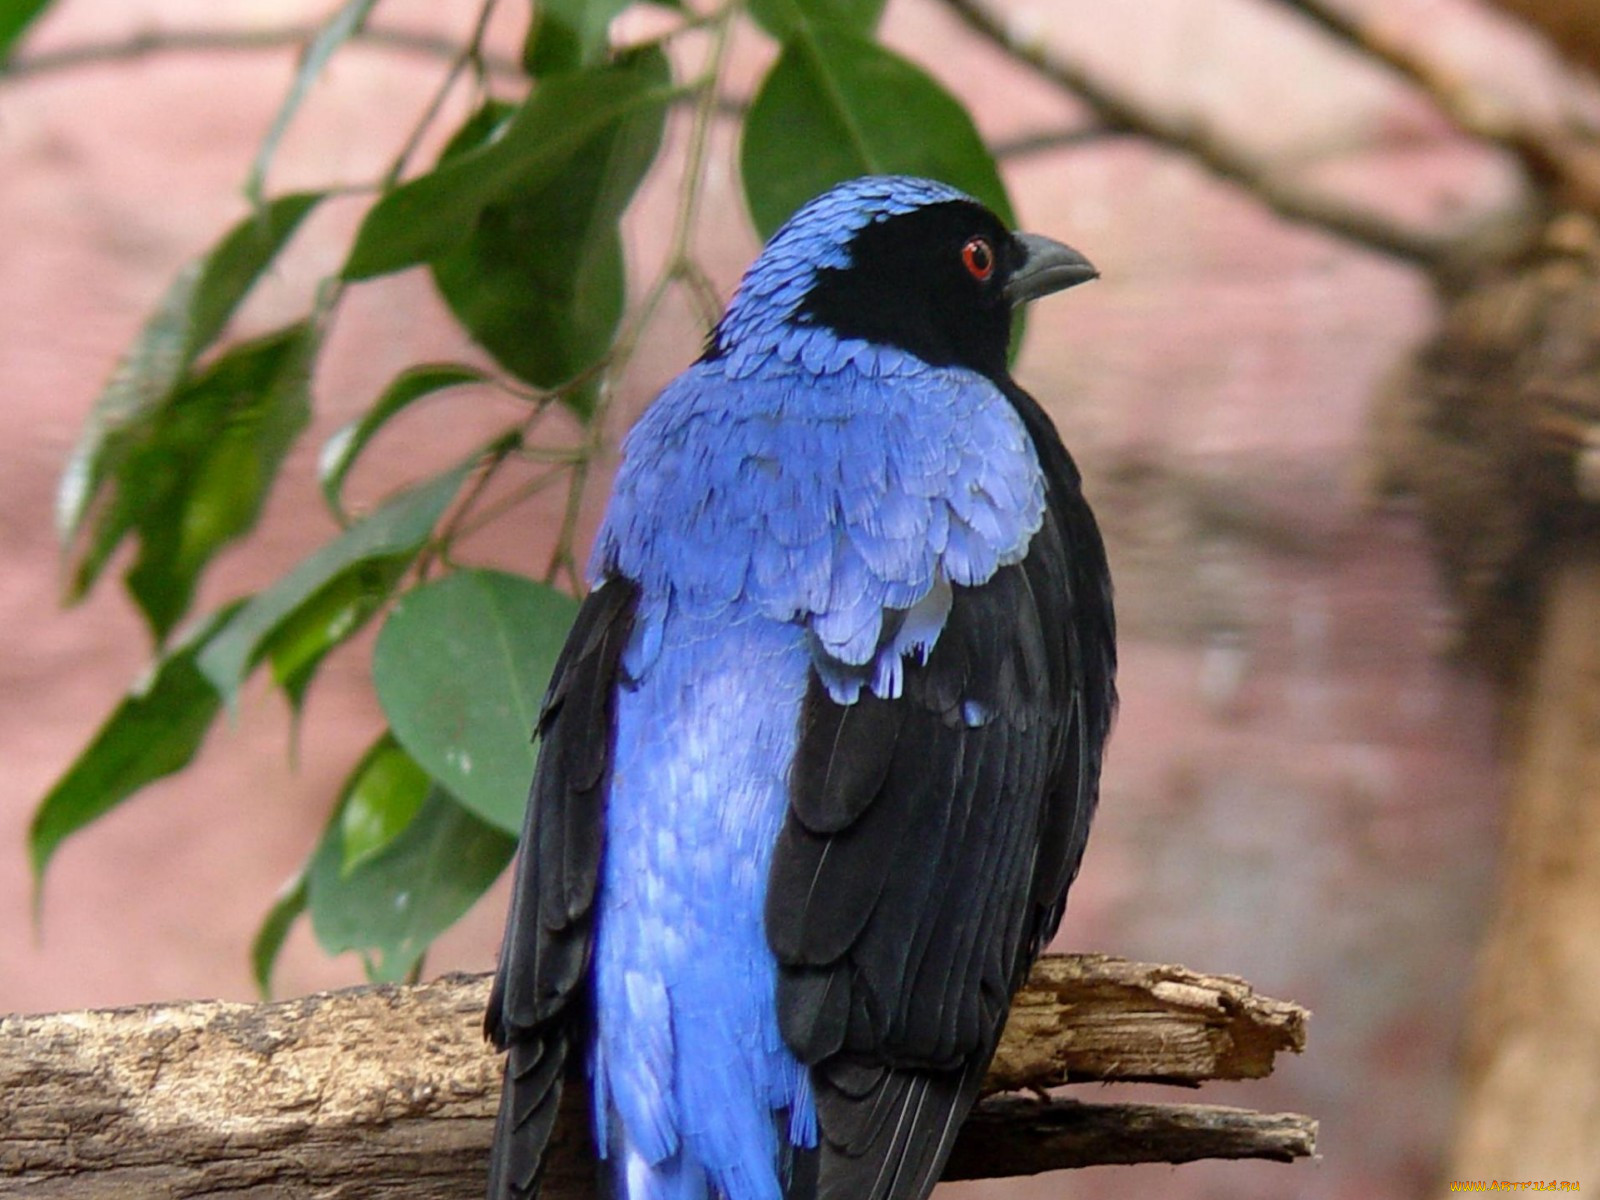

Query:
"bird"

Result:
[[484, 174, 1116, 1200]]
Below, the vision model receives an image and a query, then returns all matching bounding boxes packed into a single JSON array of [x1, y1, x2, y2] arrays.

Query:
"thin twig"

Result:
[[419, 431, 524, 577], [2, 22, 523, 80], [544, 0, 741, 587], [449, 462, 577, 544], [937, 0, 1451, 268], [384, 0, 503, 188]]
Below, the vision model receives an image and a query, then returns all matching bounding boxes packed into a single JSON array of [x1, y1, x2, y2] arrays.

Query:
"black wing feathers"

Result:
[[485, 1033, 571, 1200], [791, 696, 905, 833], [1004, 379, 1117, 954], [771, 384, 1115, 1200], [485, 578, 638, 1200]]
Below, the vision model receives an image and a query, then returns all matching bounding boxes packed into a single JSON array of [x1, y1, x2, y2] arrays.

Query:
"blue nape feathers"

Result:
[[485, 175, 1116, 1200]]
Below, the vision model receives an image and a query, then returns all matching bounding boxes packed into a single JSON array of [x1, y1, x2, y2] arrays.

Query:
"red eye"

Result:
[[961, 236, 995, 281]]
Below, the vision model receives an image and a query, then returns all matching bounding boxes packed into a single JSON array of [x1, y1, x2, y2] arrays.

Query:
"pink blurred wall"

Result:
[[0, 1, 1535, 1197]]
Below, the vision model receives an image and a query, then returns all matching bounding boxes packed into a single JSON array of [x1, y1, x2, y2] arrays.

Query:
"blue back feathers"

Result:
[[583, 175, 1049, 1200], [592, 175, 1044, 702]]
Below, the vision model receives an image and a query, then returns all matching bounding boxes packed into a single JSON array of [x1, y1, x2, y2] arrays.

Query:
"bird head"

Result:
[[707, 175, 1096, 382]]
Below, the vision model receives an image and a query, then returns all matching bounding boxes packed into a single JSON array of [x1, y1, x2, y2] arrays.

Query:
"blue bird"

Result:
[[485, 175, 1116, 1200]]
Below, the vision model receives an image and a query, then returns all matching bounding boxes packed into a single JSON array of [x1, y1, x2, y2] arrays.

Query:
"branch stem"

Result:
[[384, 0, 503, 190], [2, 22, 523, 80]]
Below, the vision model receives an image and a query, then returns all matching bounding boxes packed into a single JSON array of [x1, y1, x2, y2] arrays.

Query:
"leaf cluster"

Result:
[[27, 0, 1014, 991]]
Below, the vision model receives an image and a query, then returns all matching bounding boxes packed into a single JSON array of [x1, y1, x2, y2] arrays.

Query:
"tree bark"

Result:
[[0, 954, 1311, 1198], [1450, 552, 1600, 1185]]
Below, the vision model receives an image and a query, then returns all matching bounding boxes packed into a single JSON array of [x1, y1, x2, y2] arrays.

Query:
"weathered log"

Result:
[[989, 953, 1307, 1089], [945, 1096, 1319, 1178], [0, 954, 1311, 1198]]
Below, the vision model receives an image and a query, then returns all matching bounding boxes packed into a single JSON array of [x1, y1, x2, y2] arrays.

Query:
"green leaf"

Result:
[[343, 51, 678, 280], [338, 735, 431, 876], [747, 0, 888, 41], [430, 53, 667, 400], [740, 27, 1012, 239], [268, 562, 406, 713], [373, 569, 579, 833], [250, 871, 308, 998], [308, 785, 515, 983], [29, 603, 242, 896], [197, 464, 471, 705], [0, 0, 53, 60], [113, 323, 319, 641], [320, 364, 488, 523], [250, 731, 427, 996], [522, 0, 631, 76], [182, 194, 326, 366], [246, 0, 378, 204], [58, 193, 323, 550]]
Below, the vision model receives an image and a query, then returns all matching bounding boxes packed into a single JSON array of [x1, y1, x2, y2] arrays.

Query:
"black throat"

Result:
[[794, 201, 1021, 386]]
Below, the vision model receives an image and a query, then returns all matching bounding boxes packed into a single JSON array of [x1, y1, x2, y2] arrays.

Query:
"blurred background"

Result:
[[4, 0, 1598, 1197]]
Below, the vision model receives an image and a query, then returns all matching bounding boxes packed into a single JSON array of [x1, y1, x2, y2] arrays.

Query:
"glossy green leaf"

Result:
[[113, 323, 319, 641], [182, 194, 325, 364], [268, 562, 404, 713], [58, 193, 323, 552], [343, 50, 677, 280], [522, 0, 630, 75], [308, 785, 515, 983], [319, 363, 488, 523], [747, 0, 888, 41], [246, 0, 378, 204], [740, 27, 1012, 239], [29, 603, 242, 895], [0, 0, 53, 59], [338, 735, 431, 876], [430, 53, 667, 400], [198, 464, 470, 704], [250, 870, 308, 998], [251, 731, 425, 996], [373, 569, 579, 833], [58, 270, 198, 555], [521, 0, 688, 75]]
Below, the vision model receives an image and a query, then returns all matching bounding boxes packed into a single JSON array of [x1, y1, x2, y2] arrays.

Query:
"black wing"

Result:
[[767, 384, 1116, 1200], [485, 577, 639, 1200]]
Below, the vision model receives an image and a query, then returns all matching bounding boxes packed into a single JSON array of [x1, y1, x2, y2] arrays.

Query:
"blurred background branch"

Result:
[[938, 0, 1454, 266], [1, 21, 525, 79]]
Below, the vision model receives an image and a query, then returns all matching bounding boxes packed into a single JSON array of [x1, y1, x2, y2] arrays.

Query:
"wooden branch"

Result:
[[938, 0, 1453, 268], [989, 953, 1307, 1089], [945, 1096, 1319, 1178], [0, 954, 1310, 1197]]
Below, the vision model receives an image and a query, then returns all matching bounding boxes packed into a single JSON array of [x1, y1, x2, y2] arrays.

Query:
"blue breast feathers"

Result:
[[589, 344, 1046, 703]]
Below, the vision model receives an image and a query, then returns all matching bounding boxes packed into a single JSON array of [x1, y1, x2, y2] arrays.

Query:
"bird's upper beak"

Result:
[[1005, 232, 1098, 305]]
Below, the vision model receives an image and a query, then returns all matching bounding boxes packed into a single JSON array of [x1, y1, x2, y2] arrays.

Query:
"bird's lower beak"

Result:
[[1005, 232, 1098, 305]]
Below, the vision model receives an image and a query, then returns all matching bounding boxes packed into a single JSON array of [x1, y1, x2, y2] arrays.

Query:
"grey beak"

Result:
[[1005, 232, 1098, 305]]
